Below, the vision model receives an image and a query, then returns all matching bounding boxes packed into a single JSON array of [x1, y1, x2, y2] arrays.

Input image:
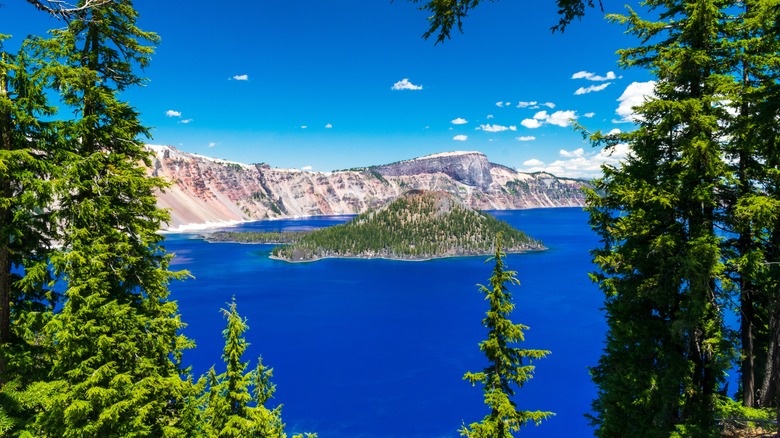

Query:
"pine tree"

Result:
[[460, 233, 552, 437], [20, 2, 195, 436], [0, 31, 61, 438], [719, 0, 780, 410], [585, 1, 738, 435], [201, 299, 307, 438]]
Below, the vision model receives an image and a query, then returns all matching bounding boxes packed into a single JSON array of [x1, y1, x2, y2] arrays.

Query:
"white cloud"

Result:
[[572, 70, 617, 81], [542, 102, 556, 109], [325, 123, 333, 129], [480, 123, 516, 133], [519, 143, 632, 178], [523, 158, 545, 167], [392, 78, 422, 90], [231, 74, 249, 81], [301, 125, 308, 129], [165, 110, 182, 118], [496, 101, 505, 108], [516, 136, 536, 141], [560, 148, 585, 157], [615, 81, 656, 122], [521, 118, 543, 129], [302, 165, 313, 171], [180, 119, 193, 124], [208, 142, 217, 148], [453, 134, 468, 141], [517, 101, 537, 108], [607, 128, 621, 135], [583, 112, 595, 118], [546, 110, 578, 127], [521, 109, 578, 128], [451, 117, 468, 125], [486, 114, 494, 119], [575, 83, 611, 95]]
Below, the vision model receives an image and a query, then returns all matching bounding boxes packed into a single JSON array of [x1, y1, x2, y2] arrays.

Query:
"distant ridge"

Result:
[[270, 190, 544, 262], [147, 145, 590, 231]]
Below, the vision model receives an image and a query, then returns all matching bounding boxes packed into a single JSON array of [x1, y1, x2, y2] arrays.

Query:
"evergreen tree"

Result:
[[719, 0, 780, 410], [17, 2, 195, 436], [0, 36, 58, 384], [201, 299, 309, 438], [460, 233, 552, 437], [585, 1, 740, 435]]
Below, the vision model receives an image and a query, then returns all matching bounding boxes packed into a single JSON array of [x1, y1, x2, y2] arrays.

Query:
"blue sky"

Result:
[[5, 1, 655, 178]]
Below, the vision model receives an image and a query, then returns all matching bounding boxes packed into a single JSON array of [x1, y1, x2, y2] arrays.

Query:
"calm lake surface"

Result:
[[164, 207, 604, 437]]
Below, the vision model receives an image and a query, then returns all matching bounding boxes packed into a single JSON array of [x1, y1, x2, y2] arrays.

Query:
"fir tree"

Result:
[[585, 1, 739, 435], [201, 299, 311, 438], [21, 2, 195, 436], [460, 233, 552, 437]]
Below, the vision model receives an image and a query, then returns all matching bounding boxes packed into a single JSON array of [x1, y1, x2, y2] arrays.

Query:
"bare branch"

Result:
[[24, 0, 113, 19]]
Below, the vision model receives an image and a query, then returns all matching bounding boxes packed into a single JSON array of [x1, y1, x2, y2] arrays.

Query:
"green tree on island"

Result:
[[460, 234, 552, 437]]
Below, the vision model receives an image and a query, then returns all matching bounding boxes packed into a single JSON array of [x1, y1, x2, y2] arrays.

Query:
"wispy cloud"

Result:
[[560, 148, 585, 157], [480, 124, 517, 132], [517, 101, 537, 108], [451, 117, 468, 125], [575, 83, 611, 95], [208, 142, 217, 148], [542, 102, 556, 109], [325, 123, 333, 129], [180, 119, 193, 124], [301, 125, 308, 129], [231, 74, 249, 81], [516, 136, 536, 141], [453, 134, 468, 141], [486, 114, 494, 119], [392, 78, 422, 90], [615, 81, 656, 122], [521, 110, 578, 128], [520, 144, 631, 178], [583, 112, 595, 118], [572, 70, 617, 81], [165, 110, 182, 117]]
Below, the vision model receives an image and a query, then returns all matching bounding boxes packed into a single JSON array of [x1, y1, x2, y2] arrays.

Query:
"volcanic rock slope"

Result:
[[147, 146, 589, 230]]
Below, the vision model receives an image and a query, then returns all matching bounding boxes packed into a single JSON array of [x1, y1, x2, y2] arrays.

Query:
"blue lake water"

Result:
[[164, 207, 604, 437]]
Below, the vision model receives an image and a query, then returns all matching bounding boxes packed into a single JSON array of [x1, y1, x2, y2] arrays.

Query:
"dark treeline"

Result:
[[203, 230, 311, 244]]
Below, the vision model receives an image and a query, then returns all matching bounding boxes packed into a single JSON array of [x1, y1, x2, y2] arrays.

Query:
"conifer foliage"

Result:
[[460, 234, 552, 437], [200, 299, 314, 438]]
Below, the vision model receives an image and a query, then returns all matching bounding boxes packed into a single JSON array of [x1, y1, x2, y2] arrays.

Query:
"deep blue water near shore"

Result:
[[164, 207, 604, 437]]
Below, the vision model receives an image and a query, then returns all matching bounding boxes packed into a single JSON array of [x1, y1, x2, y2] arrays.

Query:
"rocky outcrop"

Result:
[[373, 151, 493, 190], [146, 145, 590, 231]]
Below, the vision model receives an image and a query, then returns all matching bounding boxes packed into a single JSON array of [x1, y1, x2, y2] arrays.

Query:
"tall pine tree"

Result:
[[20, 2, 195, 436], [460, 234, 552, 437], [586, 1, 740, 435]]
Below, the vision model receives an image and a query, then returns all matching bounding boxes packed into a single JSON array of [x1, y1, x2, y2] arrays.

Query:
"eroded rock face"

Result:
[[147, 146, 590, 230], [373, 151, 493, 190]]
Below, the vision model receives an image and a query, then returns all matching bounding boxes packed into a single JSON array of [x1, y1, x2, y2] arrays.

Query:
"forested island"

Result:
[[263, 190, 544, 261]]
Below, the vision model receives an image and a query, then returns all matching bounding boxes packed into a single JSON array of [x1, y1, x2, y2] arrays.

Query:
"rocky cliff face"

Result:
[[147, 145, 589, 230]]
